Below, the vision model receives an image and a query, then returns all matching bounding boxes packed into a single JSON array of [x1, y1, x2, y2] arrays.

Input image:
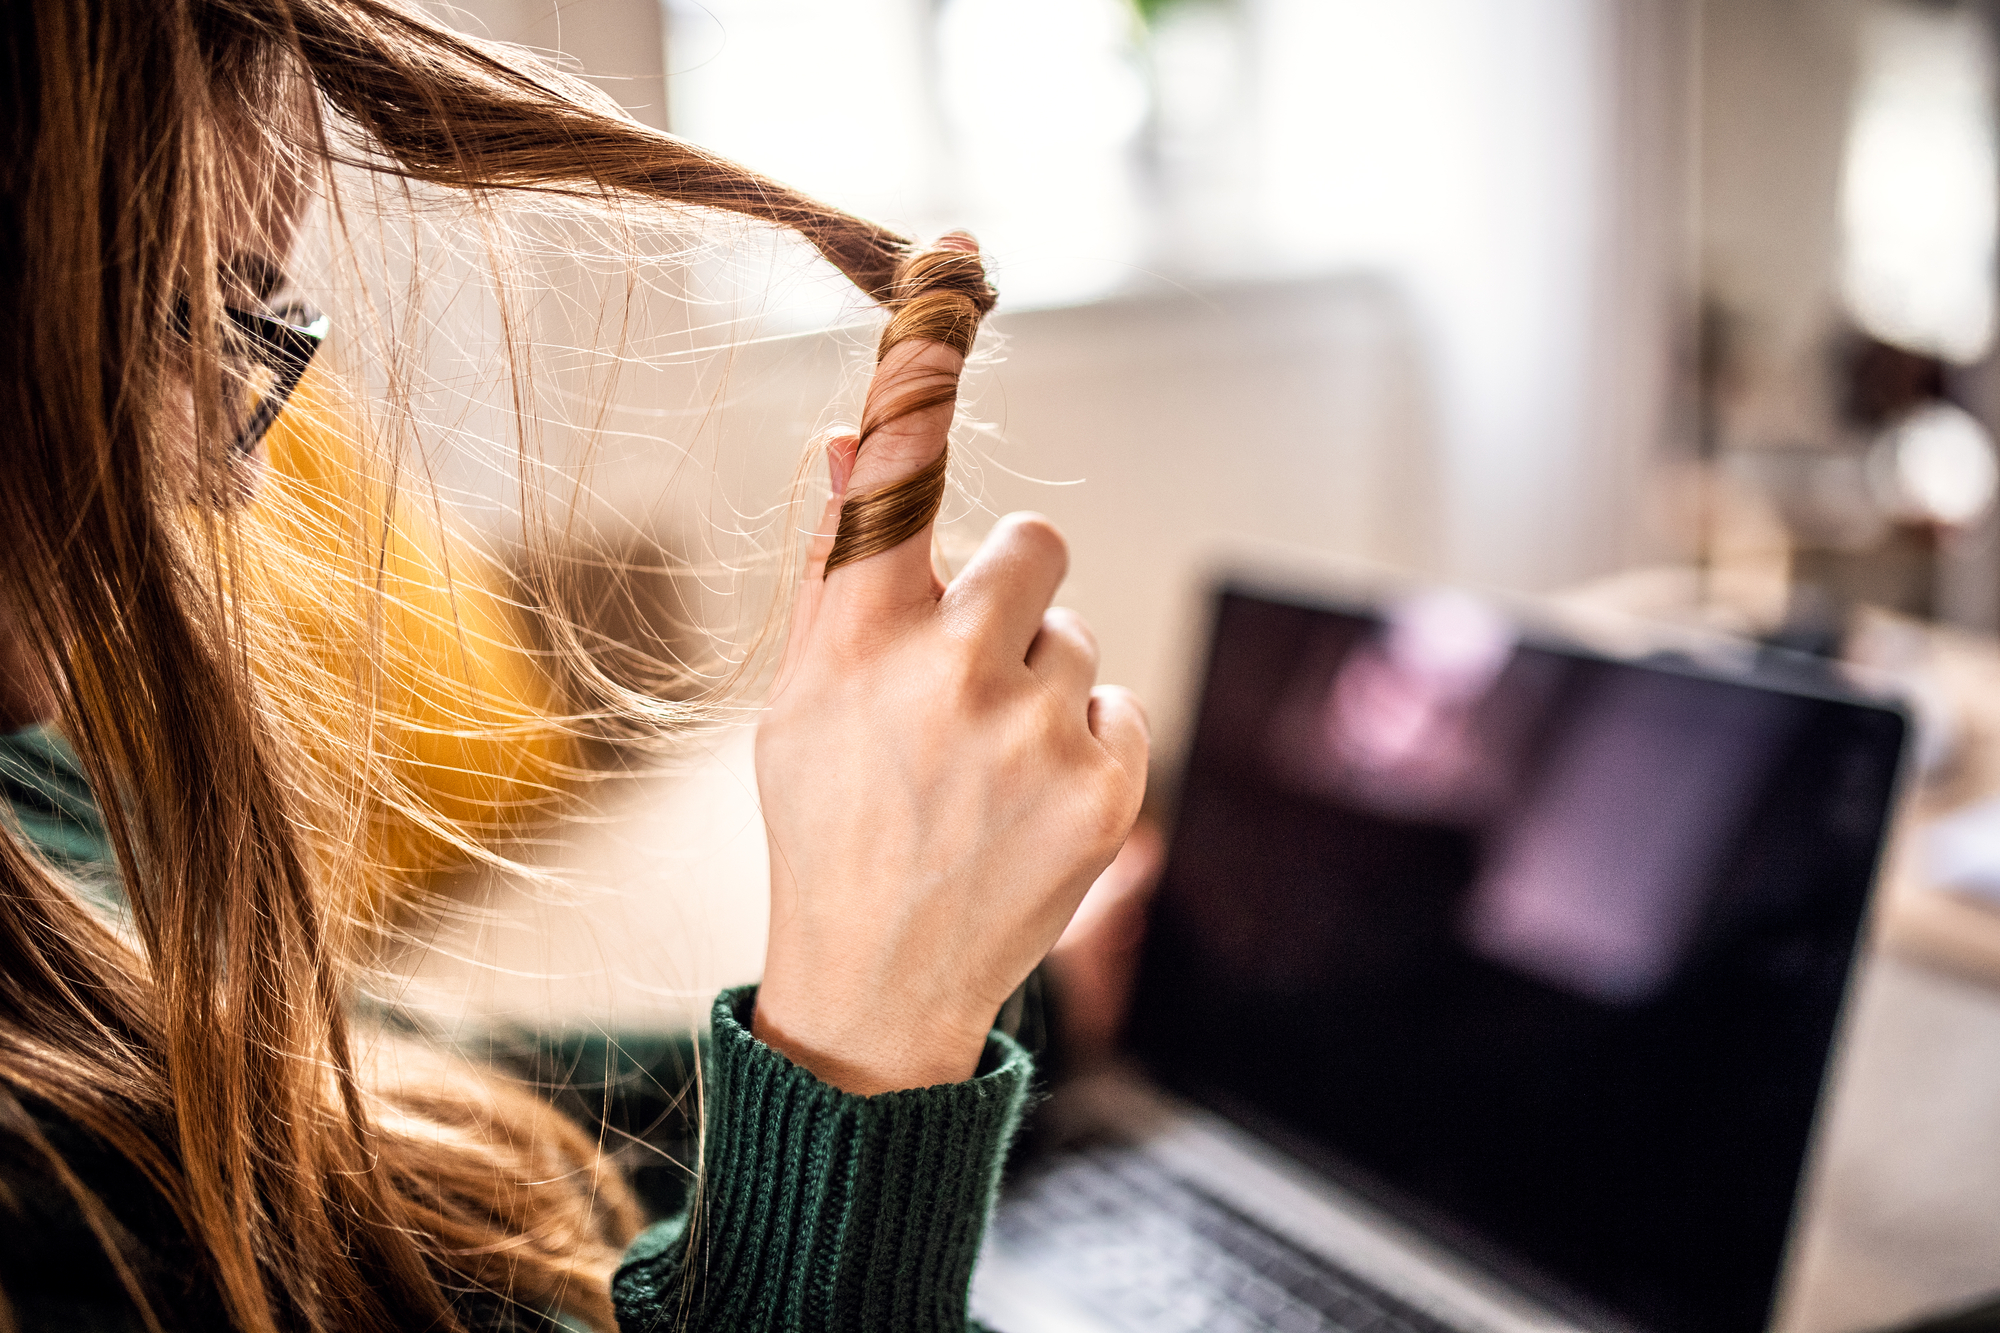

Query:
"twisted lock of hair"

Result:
[[824, 238, 998, 575]]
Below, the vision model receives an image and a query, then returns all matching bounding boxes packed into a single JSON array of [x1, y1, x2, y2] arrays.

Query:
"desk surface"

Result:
[[1783, 953, 2000, 1332]]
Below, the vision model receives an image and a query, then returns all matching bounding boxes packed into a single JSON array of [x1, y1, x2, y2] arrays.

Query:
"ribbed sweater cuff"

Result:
[[613, 984, 1033, 1333]]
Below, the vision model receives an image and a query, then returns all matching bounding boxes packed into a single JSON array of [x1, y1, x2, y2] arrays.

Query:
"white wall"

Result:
[[444, 0, 667, 129], [1247, 0, 1697, 591]]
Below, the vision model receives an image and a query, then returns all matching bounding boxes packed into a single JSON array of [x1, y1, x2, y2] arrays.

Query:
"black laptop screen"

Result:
[[1129, 587, 1906, 1333]]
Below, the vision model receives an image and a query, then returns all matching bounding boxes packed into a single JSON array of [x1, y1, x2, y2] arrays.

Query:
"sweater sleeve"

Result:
[[612, 985, 1032, 1333]]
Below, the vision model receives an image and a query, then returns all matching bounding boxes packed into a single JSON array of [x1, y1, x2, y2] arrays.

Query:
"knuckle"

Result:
[[1029, 683, 1074, 734], [1097, 684, 1147, 733], [1081, 776, 1139, 848], [945, 647, 1004, 712], [1044, 606, 1097, 655], [999, 512, 1068, 572]]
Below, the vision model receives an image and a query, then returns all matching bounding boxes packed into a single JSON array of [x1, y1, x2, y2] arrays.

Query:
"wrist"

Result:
[[750, 978, 993, 1095]]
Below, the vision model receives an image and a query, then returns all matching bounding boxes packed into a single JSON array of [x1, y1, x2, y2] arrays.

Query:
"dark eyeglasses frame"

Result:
[[222, 295, 329, 457], [174, 273, 331, 458]]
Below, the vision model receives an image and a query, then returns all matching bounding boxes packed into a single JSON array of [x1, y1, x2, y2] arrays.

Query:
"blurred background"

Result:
[[428, 0, 1699, 765], [384, 3, 2000, 1328], [435, 0, 2000, 765]]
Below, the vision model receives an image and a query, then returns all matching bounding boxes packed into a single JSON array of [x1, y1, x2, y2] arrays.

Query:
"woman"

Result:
[[0, 1, 1149, 1329]]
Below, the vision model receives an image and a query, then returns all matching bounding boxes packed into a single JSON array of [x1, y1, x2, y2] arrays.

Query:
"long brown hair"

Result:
[[0, 1, 991, 1329]]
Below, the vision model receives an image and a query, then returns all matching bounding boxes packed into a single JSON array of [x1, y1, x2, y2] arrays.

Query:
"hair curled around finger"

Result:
[[822, 237, 997, 575]]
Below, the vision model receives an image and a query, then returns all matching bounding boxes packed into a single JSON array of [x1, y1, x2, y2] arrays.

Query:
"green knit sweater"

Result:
[[0, 726, 1032, 1332], [614, 988, 1029, 1332]]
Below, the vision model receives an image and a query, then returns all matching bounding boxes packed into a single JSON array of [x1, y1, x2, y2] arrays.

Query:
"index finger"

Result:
[[821, 337, 965, 619]]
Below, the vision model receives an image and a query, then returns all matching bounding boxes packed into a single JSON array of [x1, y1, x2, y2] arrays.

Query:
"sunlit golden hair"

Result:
[[0, 1, 992, 1329]]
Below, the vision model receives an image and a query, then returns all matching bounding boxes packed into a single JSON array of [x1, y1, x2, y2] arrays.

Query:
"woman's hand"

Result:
[[753, 339, 1149, 1095], [1045, 816, 1165, 1069]]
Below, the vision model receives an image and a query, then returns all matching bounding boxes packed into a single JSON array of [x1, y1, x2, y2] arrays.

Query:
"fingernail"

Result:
[[827, 437, 856, 498]]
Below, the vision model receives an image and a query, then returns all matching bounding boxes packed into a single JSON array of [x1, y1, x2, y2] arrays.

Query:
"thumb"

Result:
[[821, 336, 965, 615]]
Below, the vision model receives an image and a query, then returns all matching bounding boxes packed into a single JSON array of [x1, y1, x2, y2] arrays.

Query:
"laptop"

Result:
[[971, 573, 1910, 1333]]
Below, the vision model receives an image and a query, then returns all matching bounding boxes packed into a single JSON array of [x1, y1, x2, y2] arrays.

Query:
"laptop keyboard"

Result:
[[987, 1144, 1464, 1333]]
